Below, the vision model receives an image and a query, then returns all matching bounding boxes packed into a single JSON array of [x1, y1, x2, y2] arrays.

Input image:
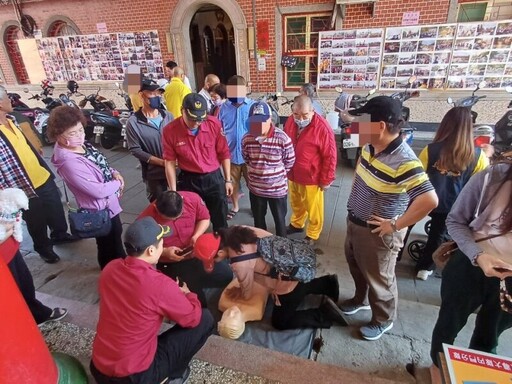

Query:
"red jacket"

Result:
[[283, 113, 337, 186]]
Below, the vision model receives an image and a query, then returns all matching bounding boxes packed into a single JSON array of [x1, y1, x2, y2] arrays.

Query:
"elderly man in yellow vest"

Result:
[[164, 67, 192, 118]]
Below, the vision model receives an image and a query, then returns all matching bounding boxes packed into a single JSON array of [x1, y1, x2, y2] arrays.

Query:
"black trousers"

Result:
[[145, 178, 168, 203], [22, 178, 69, 253], [272, 275, 334, 330], [430, 251, 512, 366], [8, 250, 52, 324], [177, 169, 228, 231], [95, 214, 126, 269], [90, 309, 215, 384], [157, 259, 233, 307], [415, 212, 449, 272], [249, 192, 288, 237]]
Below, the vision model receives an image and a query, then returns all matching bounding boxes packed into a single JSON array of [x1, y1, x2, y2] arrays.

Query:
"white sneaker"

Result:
[[416, 270, 433, 281]]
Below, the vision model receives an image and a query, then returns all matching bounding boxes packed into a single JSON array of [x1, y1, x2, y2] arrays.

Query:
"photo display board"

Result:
[[317, 28, 384, 90], [317, 20, 512, 90], [447, 20, 512, 89], [380, 23, 456, 90], [36, 30, 164, 82]]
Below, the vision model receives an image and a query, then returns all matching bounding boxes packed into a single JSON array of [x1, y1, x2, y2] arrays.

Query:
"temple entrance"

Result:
[[190, 5, 237, 85], [4, 25, 29, 84]]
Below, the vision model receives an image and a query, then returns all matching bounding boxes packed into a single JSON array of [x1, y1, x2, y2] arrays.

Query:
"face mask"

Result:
[[213, 99, 224, 107], [148, 96, 161, 109], [228, 97, 245, 104], [294, 118, 311, 129], [64, 134, 85, 147], [189, 128, 199, 136]]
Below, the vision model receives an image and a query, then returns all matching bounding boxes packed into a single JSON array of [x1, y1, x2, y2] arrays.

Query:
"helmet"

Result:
[[67, 80, 78, 94]]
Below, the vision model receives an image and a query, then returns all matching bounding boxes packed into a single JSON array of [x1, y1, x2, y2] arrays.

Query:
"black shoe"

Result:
[[304, 236, 316, 246], [37, 249, 61, 264], [168, 366, 191, 384], [51, 233, 80, 245], [320, 297, 348, 326], [325, 274, 340, 303], [38, 307, 68, 326], [286, 224, 304, 235]]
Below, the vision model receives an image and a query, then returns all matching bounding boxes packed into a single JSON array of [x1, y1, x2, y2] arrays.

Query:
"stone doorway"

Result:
[[170, 0, 249, 91], [3, 24, 29, 84]]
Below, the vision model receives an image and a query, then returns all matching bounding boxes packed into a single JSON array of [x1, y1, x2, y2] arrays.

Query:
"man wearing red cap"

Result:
[[138, 190, 233, 307]]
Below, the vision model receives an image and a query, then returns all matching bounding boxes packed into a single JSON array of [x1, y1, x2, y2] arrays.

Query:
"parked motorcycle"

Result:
[[390, 75, 420, 146], [488, 86, 512, 159], [335, 87, 376, 167], [115, 82, 133, 112], [257, 92, 290, 127]]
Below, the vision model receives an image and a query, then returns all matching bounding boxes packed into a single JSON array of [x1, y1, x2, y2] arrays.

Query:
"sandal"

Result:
[[227, 210, 238, 220]]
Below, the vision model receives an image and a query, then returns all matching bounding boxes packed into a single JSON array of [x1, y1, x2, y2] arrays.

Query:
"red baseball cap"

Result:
[[194, 233, 221, 261]]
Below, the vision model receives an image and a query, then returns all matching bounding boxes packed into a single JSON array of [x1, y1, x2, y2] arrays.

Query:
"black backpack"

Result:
[[229, 236, 316, 282]]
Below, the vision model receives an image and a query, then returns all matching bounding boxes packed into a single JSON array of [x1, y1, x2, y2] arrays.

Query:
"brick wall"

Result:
[[0, 0, 451, 90]]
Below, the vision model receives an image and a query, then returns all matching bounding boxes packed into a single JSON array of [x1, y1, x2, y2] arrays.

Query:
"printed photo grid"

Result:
[[36, 30, 163, 82], [318, 28, 384, 90]]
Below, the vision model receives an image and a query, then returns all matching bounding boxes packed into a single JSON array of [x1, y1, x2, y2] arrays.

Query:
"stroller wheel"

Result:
[[424, 220, 431, 235], [408, 240, 426, 262]]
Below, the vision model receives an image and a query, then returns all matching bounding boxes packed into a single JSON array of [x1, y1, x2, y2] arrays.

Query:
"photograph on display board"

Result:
[[318, 28, 384, 90], [447, 20, 512, 89], [380, 23, 456, 90], [36, 30, 163, 82]]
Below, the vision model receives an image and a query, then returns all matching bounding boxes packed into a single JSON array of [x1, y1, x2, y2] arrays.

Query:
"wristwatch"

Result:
[[224, 179, 233, 184], [389, 219, 398, 232]]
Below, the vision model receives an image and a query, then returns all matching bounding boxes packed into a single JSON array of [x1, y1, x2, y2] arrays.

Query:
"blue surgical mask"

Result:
[[189, 128, 199, 136], [228, 97, 245, 104], [148, 96, 161, 109], [294, 118, 311, 129]]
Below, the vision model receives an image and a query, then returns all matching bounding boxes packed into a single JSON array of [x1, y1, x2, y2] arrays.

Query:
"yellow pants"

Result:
[[289, 181, 324, 240]]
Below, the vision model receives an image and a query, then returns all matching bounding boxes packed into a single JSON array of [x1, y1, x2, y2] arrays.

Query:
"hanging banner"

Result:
[[35, 30, 164, 82]]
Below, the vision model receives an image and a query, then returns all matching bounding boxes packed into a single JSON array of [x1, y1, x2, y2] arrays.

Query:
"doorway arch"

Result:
[[170, 0, 249, 90], [2, 23, 29, 84]]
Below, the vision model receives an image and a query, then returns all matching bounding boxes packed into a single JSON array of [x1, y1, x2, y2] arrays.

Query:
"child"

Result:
[[90, 217, 214, 384]]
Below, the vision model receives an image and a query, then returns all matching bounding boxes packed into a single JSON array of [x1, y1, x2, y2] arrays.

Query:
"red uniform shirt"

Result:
[[138, 191, 210, 249], [162, 116, 230, 174], [91, 257, 202, 377]]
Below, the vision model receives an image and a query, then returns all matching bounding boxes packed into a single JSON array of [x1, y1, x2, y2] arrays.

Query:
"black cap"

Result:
[[182, 93, 208, 121], [124, 217, 171, 255], [140, 78, 161, 92], [348, 96, 403, 125]]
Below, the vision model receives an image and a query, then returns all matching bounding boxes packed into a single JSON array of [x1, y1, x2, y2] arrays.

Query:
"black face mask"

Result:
[[148, 96, 161, 109]]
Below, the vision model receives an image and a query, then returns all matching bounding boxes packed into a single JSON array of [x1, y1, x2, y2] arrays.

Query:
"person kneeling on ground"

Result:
[[90, 217, 214, 384], [196, 225, 347, 330], [138, 190, 233, 307]]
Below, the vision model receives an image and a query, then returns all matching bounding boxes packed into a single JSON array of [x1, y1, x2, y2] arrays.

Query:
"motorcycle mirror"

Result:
[[447, 97, 453, 104], [478, 80, 487, 89], [23, 88, 29, 93], [334, 86, 343, 93], [505, 86, 512, 94], [368, 89, 376, 95], [408, 75, 417, 84]]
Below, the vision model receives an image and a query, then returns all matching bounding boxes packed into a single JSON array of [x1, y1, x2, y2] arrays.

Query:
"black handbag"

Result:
[[64, 185, 112, 238], [281, 53, 298, 68]]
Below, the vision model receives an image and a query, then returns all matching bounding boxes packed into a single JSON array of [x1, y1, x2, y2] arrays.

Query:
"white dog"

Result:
[[0, 188, 29, 243]]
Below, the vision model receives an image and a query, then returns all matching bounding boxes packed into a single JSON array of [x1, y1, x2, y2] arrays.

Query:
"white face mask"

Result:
[[213, 98, 225, 107], [294, 118, 311, 129]]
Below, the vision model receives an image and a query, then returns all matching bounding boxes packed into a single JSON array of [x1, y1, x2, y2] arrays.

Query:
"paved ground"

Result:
[[19, 142, 512, 383]]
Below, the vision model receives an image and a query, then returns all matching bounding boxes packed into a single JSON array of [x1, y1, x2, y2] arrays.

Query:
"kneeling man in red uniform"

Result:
[[90, 217, 214, 384]]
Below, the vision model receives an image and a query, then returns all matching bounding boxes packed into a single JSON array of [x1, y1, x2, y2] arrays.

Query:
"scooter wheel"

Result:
[[424, 220, 431, 235], [100, 136, 116, 150], [408, 240, 426, 262]]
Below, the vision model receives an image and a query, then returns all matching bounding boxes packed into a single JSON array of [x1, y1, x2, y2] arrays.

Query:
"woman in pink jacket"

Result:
[[48, 106, 126, 269]]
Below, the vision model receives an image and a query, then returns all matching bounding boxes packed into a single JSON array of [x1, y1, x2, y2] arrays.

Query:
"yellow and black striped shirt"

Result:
[[347, 137, 434, 221]]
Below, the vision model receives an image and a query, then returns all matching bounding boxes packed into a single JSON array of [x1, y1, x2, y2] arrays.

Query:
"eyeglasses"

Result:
[[65, 127, 85, 137], [500, 279, 512, 314], [156, 224, 171, 240]]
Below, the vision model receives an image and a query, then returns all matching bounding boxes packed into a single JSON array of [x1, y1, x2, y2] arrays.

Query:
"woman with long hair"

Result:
[[209, 83, 227, 118], [415, 106, 488, 280], [429, 162, 512, 382], [47, 106, 127, 269]]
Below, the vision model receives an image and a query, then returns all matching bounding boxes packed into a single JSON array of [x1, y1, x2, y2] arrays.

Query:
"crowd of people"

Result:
[[1, 66, 512, 383]]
